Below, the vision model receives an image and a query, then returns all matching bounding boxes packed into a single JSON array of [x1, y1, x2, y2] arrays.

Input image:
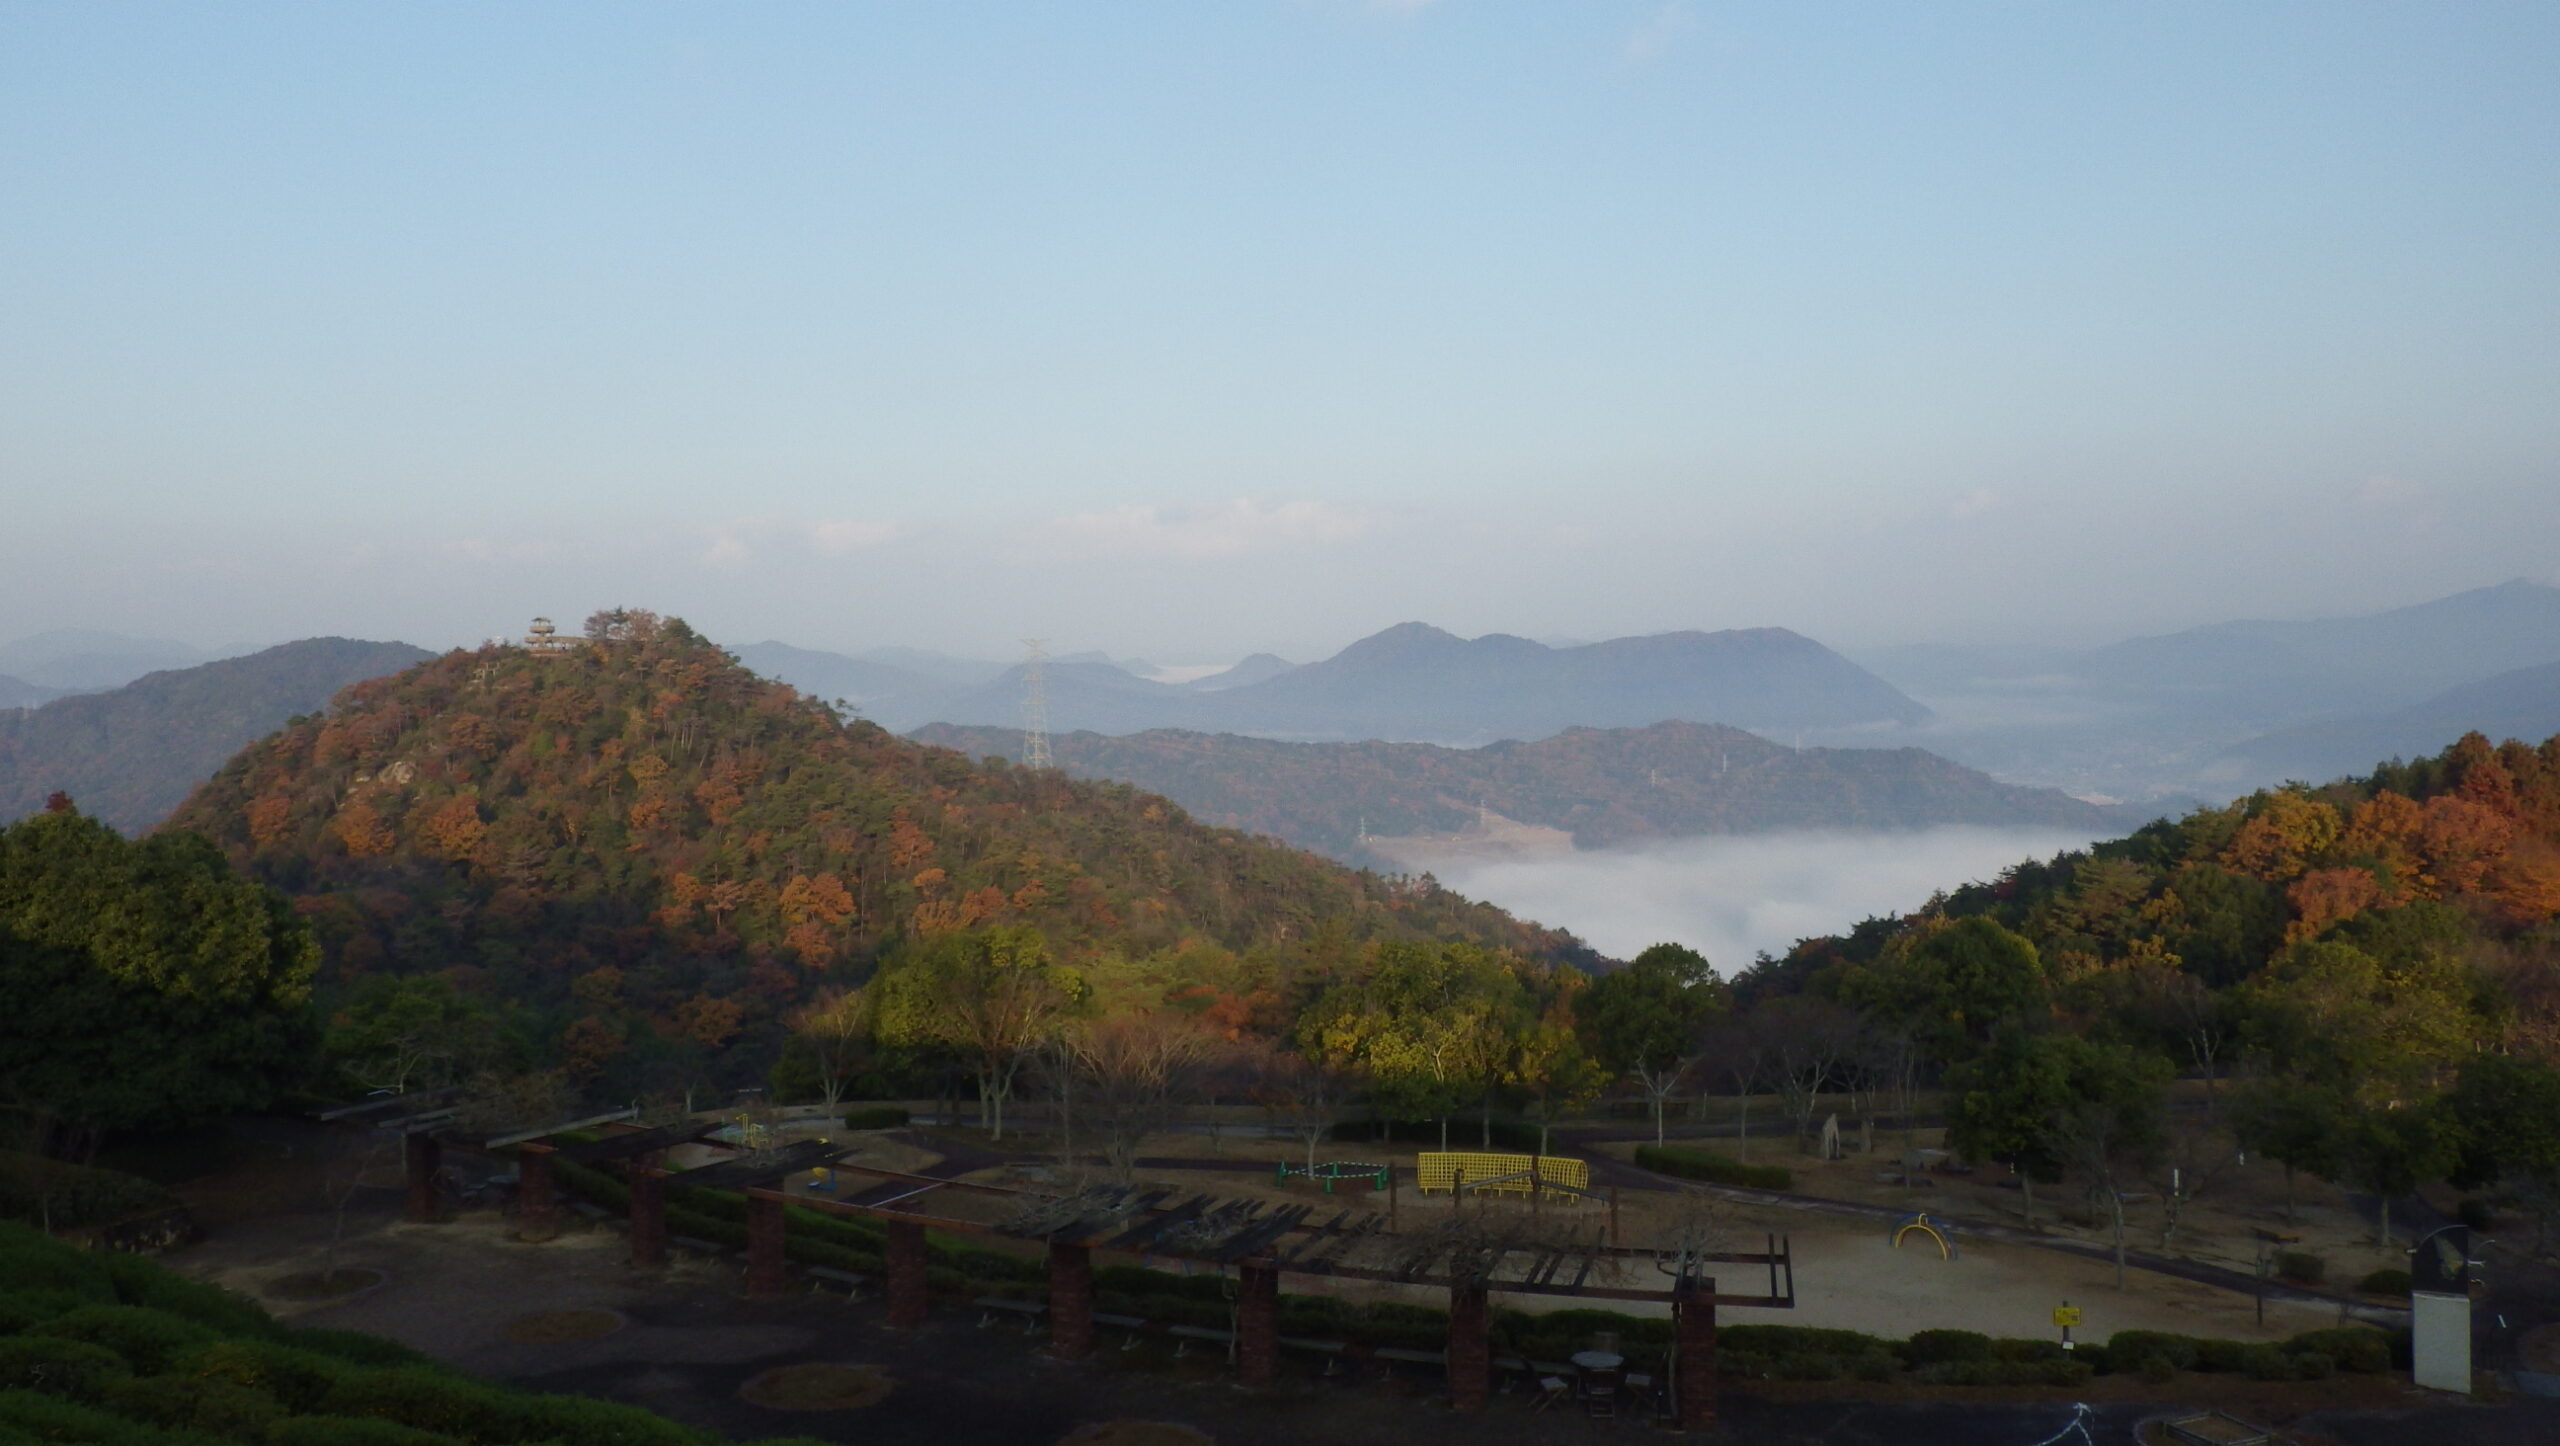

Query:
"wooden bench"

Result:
[[668, 1234, 727, 1258], [1168, 1324, 1234, 1359], [974, 1297, 1048, 1333], [806, 1266, 868, 1301], [1281, 1335, 1351, 1377], [568, 1200, 610, 1222], [1093, 1312, 1149, 1350], [1372, 1345, 1448, 1378]]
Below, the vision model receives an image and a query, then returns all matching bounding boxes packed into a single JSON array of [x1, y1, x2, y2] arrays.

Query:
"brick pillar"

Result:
[[885, 1217, 930, 1329], [1237, 1261, 1280, 1388], [403, 1132, 442, 1224], [515, 1144, 558, 1242], [628, 1166, 668, 1268], [1447, 1276, 1491, 1411], [1048, 1242, 1095, 1360], [745, 1191, 790, 1298], [1674, 1276, 1717, 1432]]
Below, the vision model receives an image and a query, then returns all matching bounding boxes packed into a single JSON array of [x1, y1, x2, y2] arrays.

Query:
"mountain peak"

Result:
[[1333, 621, 1470, 662]]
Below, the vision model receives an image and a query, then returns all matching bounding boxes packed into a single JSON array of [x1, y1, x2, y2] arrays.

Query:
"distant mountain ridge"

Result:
[[1850, 579, 2560, 801], [2225, 659, 2560, 784], [2075, 578, 2560, 724], [743, 621, 1930, 741], [910, 718, 2114, 866], [0, 638, 432, 831]]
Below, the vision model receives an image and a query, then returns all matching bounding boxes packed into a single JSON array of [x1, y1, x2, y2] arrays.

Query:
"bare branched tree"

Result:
[[1246, 1044, 1361, 1176], [1698, 1019, 1772, 1161], [1759, 996, 1861, 1153], [1389, 1199, 1619, 1288], [1059, 1013, 1221, 1186], [784, 988, 873, 1112]]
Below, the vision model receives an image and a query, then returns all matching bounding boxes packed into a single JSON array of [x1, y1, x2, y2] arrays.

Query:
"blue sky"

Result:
[[4, 2, 2556, 661]]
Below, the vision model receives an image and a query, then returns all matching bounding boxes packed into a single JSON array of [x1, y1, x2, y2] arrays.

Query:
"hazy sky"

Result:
[[5, 3, 2556, 662]]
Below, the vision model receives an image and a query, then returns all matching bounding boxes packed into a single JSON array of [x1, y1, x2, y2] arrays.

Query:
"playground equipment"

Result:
[[1891, 1211, 1957, 1260], [713, 1111, 778, 1152], [1274, 1160, 1389, 1193], [1416, 1152, 1591, 1199]]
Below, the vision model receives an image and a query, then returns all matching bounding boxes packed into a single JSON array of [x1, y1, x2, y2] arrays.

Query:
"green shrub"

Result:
[[840, 1107, 911, 1130], [1850, 1350, 1897, 1382], [2138, 1353, 2176, 1384], [0, 1229, 117, 1303], [1915, 1358, 2091, 1387], [1721, 1325, 1891, 1359], [1095, 1266, 1225, 1302], [315, 1366, 514, 1441], [2286, 1328, 2392, 1374], [102, 1371, 285, 1435], [278, 1327, 446, 1373], [506, 1391, 707, 1446], [94, 1253, 275, 1341], [176, 1339, 353, 1413], [2239, 1344, 2292, 1381], [0, 1336, 129, 1400], [2106, 1330, 2198, 1372], [2194, 1337, 2248, 1373], [0, 1289, 95, 1334], [1774, 1353, 1842, 1381], [1278, 1295, 1354, 1337], [2359, 1267, 2412, 1296], [1988, 1338, 2068, 1364], [2289, 1350, 2334, 1380], [266, 1416, 469, 1446], [2274, 1250, 2324, 1285], [1499, 1308, 1672, 1358], [1350, 1301, 1447, 1351], [1632, 1145, 1793, 1191], [1901, 1328, 1992, 1366], [0, 1387, 184, 1446], [32, 1306, 219, 1374]]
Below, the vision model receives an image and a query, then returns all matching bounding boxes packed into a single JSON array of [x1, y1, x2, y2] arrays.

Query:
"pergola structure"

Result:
[[758, 1161, 1794, 1431], [316, 1100, 1789, 1431]]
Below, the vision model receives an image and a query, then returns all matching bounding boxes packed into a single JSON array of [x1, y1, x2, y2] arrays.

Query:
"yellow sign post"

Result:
[[2053, 1301, 2081, 1351]]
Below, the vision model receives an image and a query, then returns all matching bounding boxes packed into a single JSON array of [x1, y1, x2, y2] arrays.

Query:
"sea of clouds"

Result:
[[1425, 826, 2116, 972]]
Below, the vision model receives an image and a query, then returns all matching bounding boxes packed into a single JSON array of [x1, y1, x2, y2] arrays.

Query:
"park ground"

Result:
[[143, 1112, 2560, 1446]]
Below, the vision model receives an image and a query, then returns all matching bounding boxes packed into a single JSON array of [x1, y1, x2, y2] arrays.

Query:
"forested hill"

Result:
[[912, 720, 2120, 865], [0, 637, 431, 831], [163, 612, 1593, 1087], [1748, 728, 2560, 1008]]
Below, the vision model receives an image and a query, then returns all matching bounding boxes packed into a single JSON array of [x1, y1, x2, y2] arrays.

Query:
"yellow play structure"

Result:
[[1415, 1151, 1590, 1199]]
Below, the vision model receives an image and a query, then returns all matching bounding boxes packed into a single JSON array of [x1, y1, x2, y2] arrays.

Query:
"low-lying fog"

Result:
[[1425, 826, 2117, 972]]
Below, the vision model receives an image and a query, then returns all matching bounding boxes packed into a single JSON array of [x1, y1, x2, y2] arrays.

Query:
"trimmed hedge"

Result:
[[0, 1335, 130, 1401], [2359, 1267, 2413, 1296], [2104, 1326, 2398, 1380], [840, 1107, 911, 1131], [0, 1222, 843, 1446], [1632, 1145, 1793, 1191], [32, 1306, 220, 1375]]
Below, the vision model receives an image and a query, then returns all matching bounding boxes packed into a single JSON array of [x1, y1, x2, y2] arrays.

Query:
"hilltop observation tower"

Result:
[[521, 617, 582, 653]]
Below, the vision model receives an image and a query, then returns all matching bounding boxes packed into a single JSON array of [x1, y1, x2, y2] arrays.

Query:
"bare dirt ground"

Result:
[[903, 1111, 2346, 1343]]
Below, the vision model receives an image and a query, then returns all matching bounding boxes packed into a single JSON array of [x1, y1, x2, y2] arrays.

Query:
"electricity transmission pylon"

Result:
[[1020, 638, 1053, 771]]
